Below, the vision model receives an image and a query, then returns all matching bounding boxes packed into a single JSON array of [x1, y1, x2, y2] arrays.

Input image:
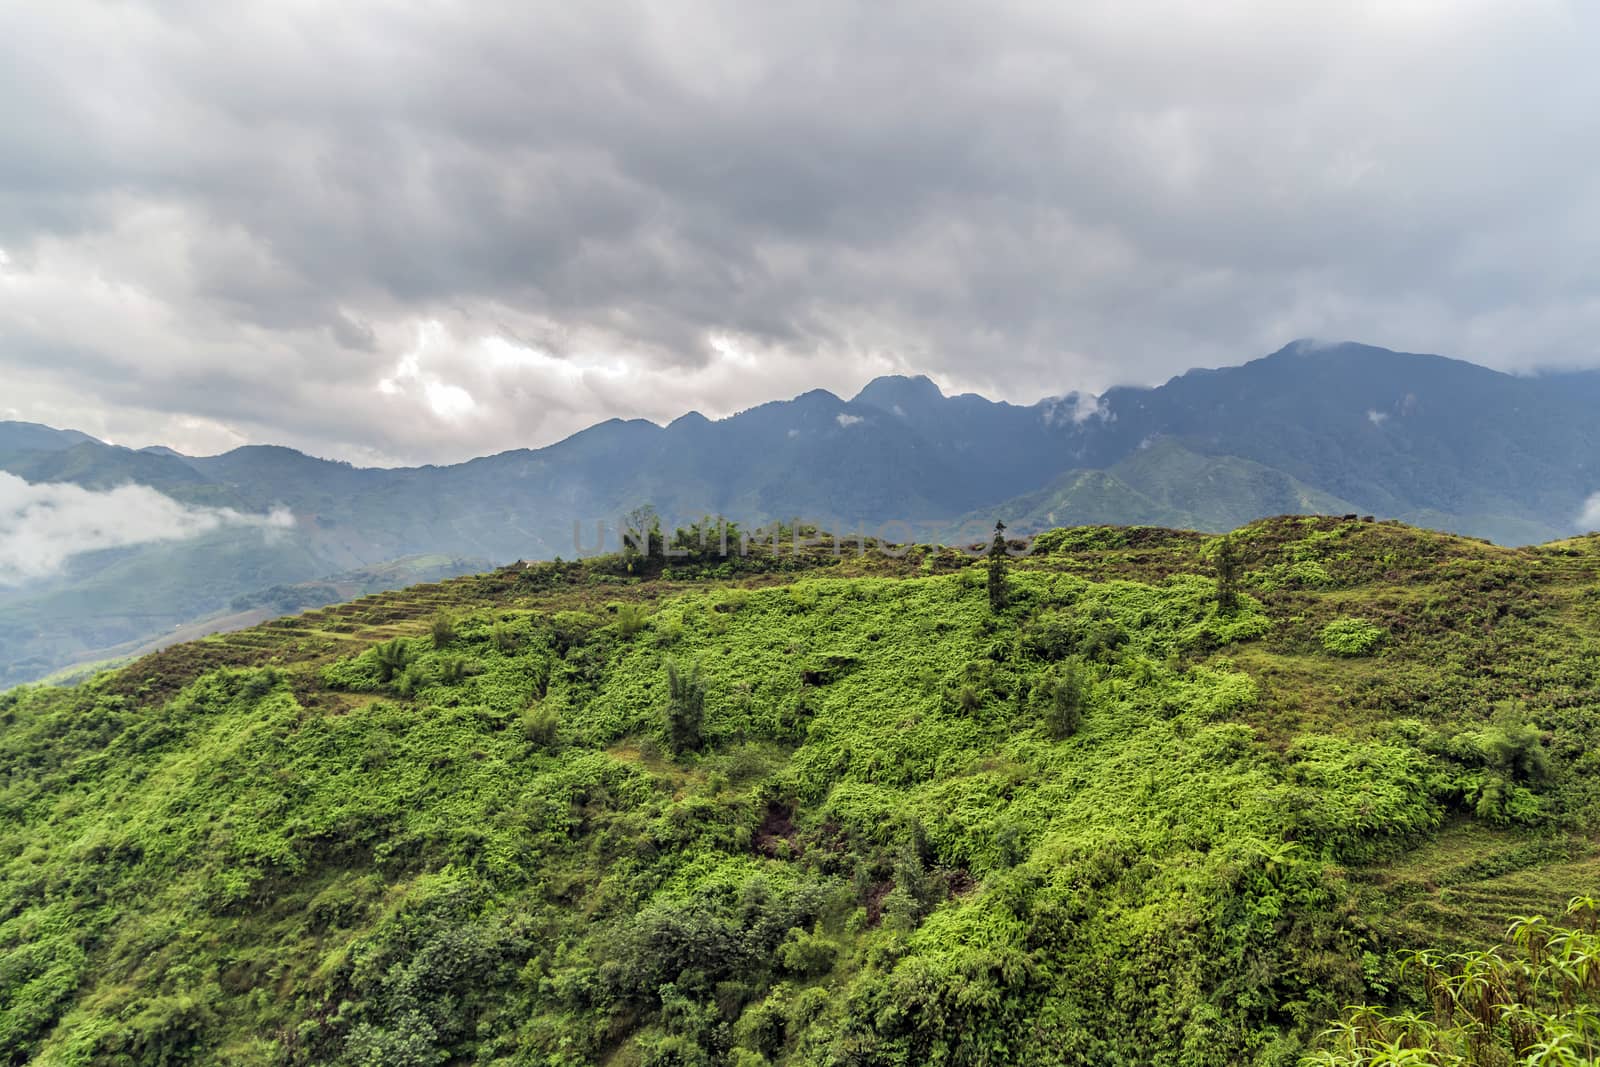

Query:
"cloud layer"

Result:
[[1579, 493, 1600, 534], [0, 473, 294, 584], [3, 1, 1600, 463]]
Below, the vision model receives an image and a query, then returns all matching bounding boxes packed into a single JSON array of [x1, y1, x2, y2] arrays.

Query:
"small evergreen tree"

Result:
[[666, 661, 706, 756], [1035, 658, 1089, 739], [430, 612, 457, 649], [987, 520, 1009, 613], [1215, 535, 1240, 613]]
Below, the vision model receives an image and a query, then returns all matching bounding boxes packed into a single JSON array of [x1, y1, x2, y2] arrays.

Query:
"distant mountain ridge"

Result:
[[3, 339, 1600, 685]]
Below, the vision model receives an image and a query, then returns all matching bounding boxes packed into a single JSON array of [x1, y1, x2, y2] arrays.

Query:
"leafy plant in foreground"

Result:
[[1309, 897, 1600, 1066]]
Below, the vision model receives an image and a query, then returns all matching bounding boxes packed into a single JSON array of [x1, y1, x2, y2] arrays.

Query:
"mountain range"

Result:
[[4, 339, 1599, 686]]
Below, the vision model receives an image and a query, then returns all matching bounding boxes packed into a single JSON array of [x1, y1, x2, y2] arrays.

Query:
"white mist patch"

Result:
[[1367, 409, 1389, 425], [835, 413, 863, 427], [1578, 492, 1600, 533], [1043, 391, 1110, 426], [0, 473, 294, 584]]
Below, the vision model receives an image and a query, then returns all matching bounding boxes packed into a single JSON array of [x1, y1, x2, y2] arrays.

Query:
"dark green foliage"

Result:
[[987, 521, 1009, 613], [666, 661, 706, 757], [622, 503, 662, 562], [1215, 534, 1240, 612]]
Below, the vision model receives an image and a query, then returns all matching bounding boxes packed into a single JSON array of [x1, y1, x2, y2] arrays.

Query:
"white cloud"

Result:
[[1044, 392, 1111, 426], [835, 413, 863, 427], [0, 473, 294, 584], [1367, 409, 1389, 425], [1578, 492, 1600, 533]]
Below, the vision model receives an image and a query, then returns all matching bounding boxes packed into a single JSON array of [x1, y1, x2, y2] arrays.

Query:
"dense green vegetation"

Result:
[[3, 516, 1599, 1065]]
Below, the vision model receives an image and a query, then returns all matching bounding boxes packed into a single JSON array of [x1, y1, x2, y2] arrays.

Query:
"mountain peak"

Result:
[[852, 374, 944, 413], [667, 410, 712, 430]]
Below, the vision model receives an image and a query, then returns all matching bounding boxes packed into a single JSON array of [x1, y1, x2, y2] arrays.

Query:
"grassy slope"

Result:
[[2, 518, 1599, 1066], [942, 442, 1363, 542]]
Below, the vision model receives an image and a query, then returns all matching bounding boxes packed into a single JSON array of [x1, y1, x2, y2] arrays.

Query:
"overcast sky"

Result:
[[2, 1, 1597, 465]]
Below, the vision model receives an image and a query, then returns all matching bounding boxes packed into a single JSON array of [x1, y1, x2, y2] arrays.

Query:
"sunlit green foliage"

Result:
[[1322, 617, 1387, 656]]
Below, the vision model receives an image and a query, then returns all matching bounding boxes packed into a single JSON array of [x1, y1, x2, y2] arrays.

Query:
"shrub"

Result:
[[430, 613, 457, 649], [776, 926, 837, 979], [1021, 614, 1075, 661], [372, 638, 413, 683], [437, 656, 478, 685], [239, 668, 283, 701], [394, 664, 427, 697], [666, 662, 706, 756], [551, 611, 602, 655], [491, 622, 518, 654], [615, 603, 649, 638], [522, 706, 559, 748], [1320, 617, 1386, 656]]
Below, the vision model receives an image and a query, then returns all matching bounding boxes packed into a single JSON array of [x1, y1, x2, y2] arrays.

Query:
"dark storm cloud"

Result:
[[2, 1, 1598, 463]]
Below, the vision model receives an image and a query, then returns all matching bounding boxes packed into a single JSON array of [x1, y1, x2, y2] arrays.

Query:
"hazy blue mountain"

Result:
[[4, 340, 1600, 685], [1, 440, 217, 496], [0, 421, 99, 453], [1089, 341, 1600, 532]]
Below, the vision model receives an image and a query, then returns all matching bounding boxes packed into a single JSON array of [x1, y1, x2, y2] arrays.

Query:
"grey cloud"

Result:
[[0, 472, 295, 584], [3, 1, 1600, 464]]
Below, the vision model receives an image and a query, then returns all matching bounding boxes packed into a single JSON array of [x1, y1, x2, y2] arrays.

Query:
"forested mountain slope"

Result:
[[3, 517, 1599, 1065]]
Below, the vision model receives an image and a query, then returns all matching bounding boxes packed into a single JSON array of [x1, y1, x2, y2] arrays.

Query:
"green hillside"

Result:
[[945, 441, 1361, 540], [3, 517, 1599, 1065]]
